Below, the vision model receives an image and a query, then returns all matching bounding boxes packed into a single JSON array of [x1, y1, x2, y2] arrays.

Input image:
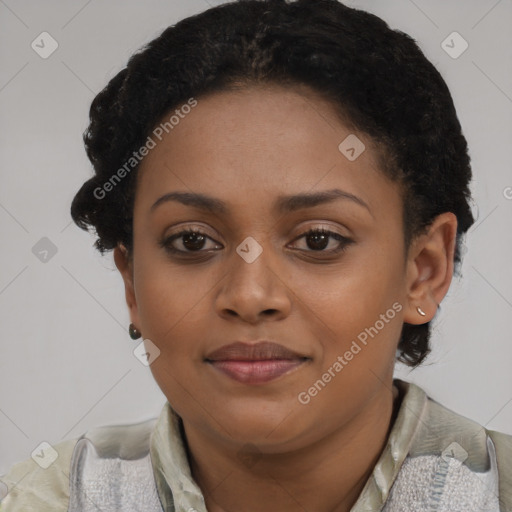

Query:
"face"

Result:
[[115, 84, 446, 453]]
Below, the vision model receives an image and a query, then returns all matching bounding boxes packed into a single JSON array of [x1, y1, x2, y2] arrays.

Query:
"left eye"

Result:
[[289, 228, 352, 253]]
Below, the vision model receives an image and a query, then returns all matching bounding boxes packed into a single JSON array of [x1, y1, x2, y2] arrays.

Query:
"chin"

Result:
[[210, 400, 309, 447]]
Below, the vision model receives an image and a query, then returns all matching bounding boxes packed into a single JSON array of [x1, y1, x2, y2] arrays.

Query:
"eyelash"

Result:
[[159, 227, 353, 258]]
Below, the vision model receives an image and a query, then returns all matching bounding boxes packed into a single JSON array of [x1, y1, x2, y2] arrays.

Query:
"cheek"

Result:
[[133, 254, 223, 361], [290, 245, 405, 372], [136, 277, 206, 345], [294, 249, 403, 326]]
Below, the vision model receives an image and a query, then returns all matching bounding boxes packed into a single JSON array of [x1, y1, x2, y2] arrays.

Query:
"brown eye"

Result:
[[291, 228, 353, 254], [180, 231, 207, 251], [160, 229, 222, 255]]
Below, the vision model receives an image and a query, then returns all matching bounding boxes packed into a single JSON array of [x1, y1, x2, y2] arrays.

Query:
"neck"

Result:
[[183, 383, 400, 512]]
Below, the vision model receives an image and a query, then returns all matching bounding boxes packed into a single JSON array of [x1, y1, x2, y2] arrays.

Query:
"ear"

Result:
[[113, 244, 140, 331], [403, 212, 458, 325]]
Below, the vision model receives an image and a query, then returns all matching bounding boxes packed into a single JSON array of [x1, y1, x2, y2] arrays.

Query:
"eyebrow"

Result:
[[150, 188, 371, 216]]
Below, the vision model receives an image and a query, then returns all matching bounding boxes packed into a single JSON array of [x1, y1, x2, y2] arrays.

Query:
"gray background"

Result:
[[0, 0, 511, 475]]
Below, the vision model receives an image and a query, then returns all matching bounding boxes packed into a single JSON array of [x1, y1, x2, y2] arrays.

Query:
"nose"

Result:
[[214, 244, 292, 324]]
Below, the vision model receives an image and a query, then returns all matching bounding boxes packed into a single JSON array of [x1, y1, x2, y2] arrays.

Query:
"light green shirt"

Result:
[[1, 379, 511, 511]]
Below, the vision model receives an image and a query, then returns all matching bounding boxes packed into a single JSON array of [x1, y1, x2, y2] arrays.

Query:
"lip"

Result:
[[205, 341, 310, 384]]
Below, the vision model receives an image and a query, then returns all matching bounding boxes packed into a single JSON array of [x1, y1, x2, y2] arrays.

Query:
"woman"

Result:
[[1, 0, 511, 511]]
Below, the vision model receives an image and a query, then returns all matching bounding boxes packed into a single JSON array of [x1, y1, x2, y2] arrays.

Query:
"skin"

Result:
[[114, 83, 457, 512]]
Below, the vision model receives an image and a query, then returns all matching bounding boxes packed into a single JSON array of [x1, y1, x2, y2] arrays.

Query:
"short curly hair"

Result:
[[71, 0, 475, 367]]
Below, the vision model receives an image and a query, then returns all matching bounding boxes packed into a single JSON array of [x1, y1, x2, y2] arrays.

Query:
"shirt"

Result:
[[1, 379, 511, 511]]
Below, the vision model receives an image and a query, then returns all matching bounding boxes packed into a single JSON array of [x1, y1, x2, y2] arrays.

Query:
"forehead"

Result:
[[135, 85, 399, 219]]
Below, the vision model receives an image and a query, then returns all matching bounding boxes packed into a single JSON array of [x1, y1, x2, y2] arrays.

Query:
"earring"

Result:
[[129, 323, 142, 340], [417, 306, 426, 317]]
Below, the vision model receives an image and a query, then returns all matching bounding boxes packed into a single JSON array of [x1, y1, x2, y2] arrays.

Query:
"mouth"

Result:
[[204, 341, 310, 385]]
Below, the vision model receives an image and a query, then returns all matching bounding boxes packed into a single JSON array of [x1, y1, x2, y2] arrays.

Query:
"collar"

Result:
[[149, 379, 427, 512]]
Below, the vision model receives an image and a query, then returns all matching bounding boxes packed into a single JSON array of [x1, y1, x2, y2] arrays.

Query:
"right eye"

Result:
[[159, 228, 223, 255]]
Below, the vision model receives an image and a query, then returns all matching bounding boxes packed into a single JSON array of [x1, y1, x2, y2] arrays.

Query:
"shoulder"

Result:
[[484, 428, 512, 510], [419, 386, 512, 470], [0, 416, 159, 512], [0, 437, 79, 512], [388, 380, 512, 511]]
